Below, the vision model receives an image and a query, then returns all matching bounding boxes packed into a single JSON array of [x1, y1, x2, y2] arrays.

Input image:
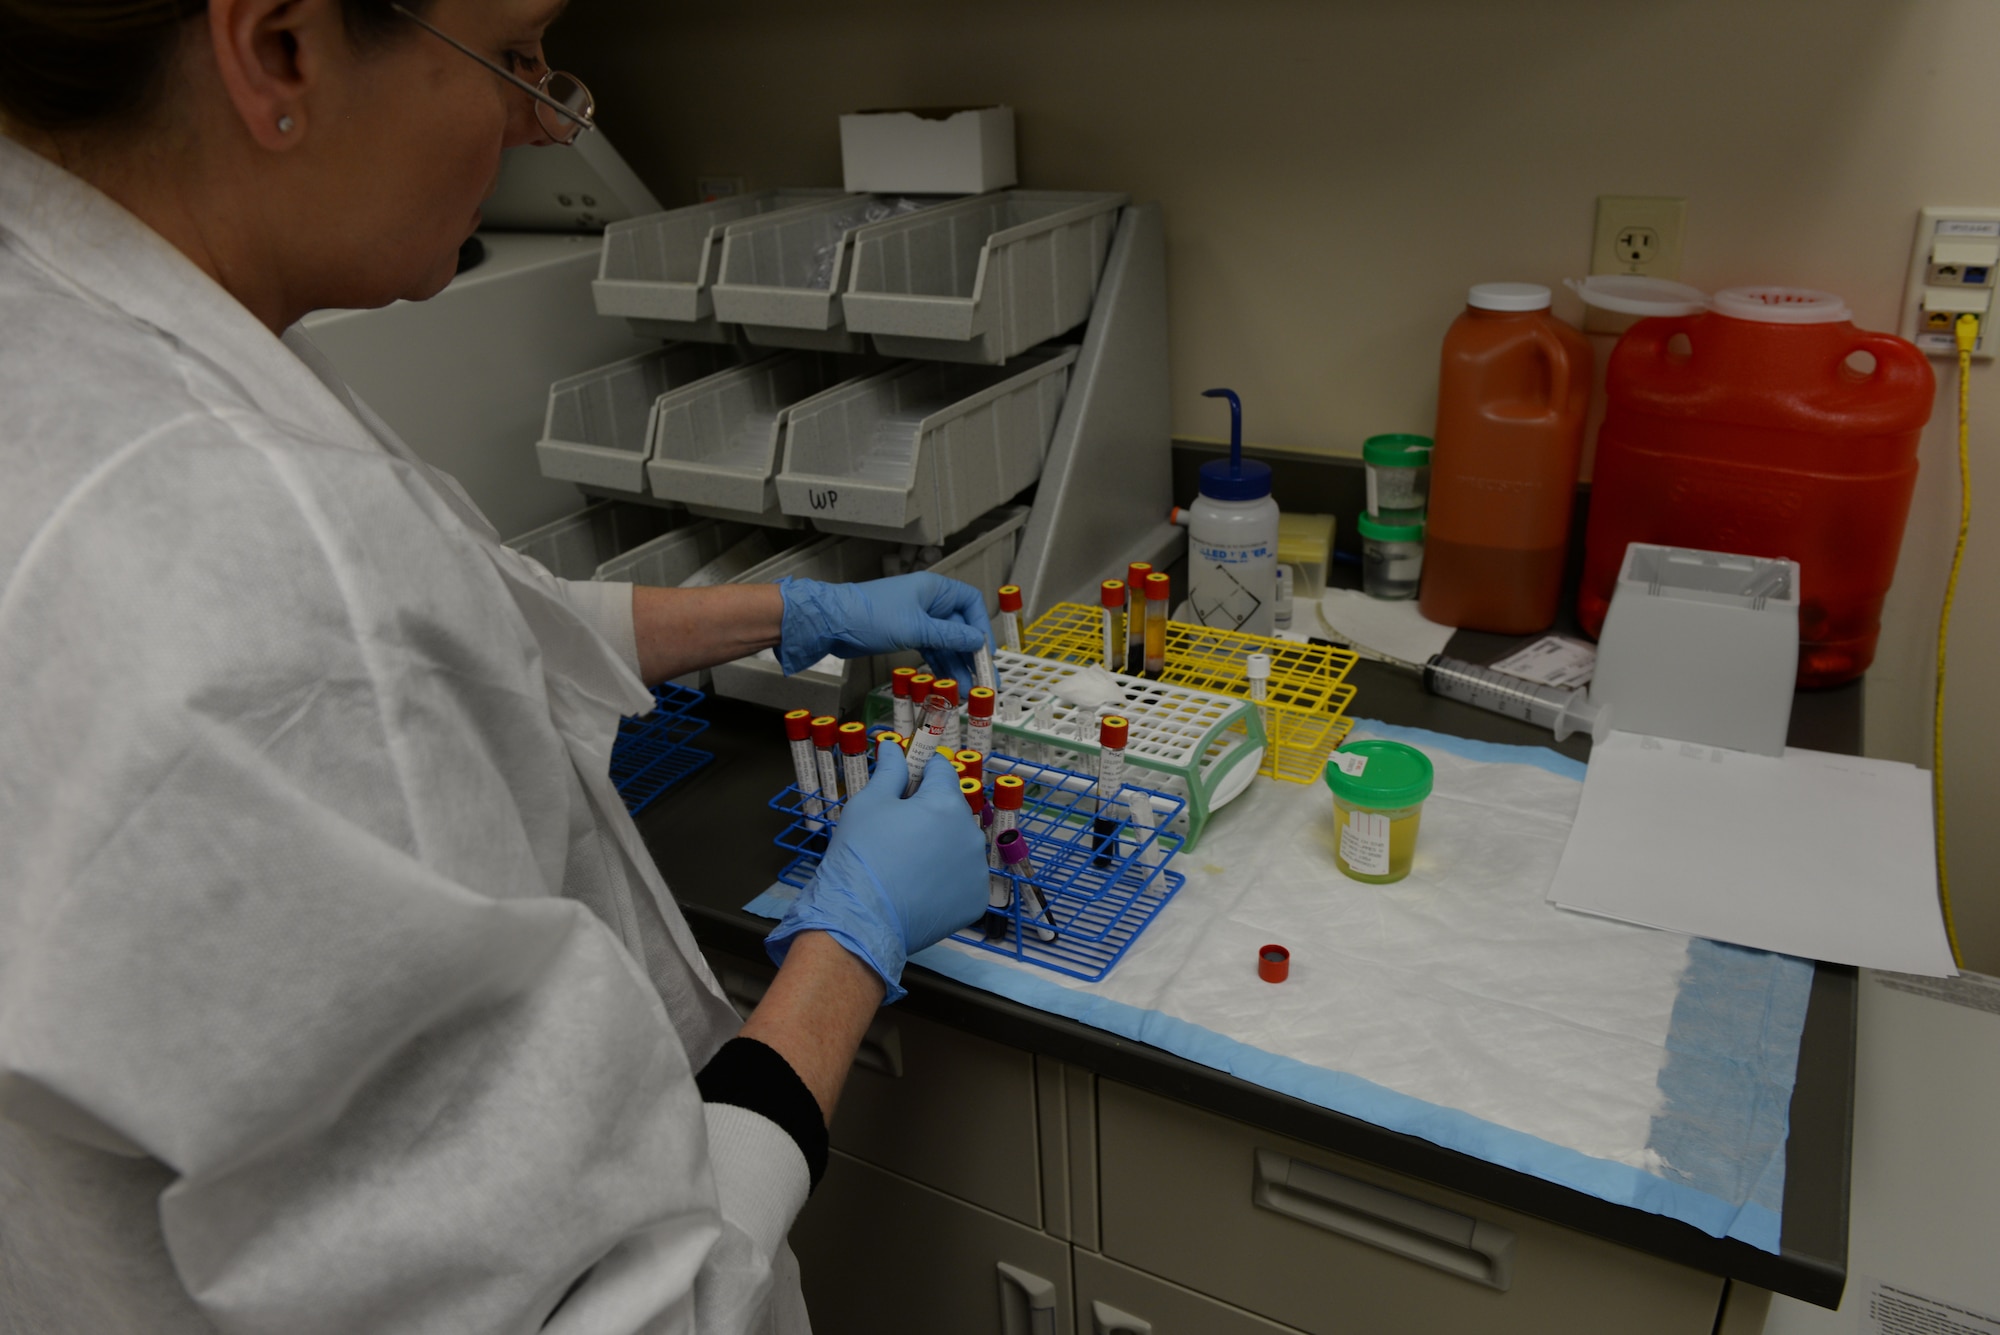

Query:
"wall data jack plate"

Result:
[[1902, 207, 1999, 359], [1587, 196, 1687, 334]]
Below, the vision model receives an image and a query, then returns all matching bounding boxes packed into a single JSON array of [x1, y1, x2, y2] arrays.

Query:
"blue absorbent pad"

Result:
[[745, 720, 1815, 1253]]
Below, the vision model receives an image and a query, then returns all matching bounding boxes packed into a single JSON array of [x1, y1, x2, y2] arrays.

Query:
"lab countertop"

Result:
[[637, 655, 1861, 1309]]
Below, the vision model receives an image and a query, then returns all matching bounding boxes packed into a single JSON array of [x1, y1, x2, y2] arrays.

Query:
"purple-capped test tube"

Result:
[[995, 829, 1058, 943]]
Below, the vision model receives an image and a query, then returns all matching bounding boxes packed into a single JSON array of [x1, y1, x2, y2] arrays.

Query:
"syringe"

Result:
[[996, 585, 1024, 653], [783, 709, 824, 831], [837, 721, 870, 802], [1422, 654, 1608, 742], [904, 693, 952, 796]]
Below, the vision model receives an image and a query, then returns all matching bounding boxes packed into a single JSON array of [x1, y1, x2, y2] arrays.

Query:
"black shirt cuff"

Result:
[[695, 1036, 829, 1192]]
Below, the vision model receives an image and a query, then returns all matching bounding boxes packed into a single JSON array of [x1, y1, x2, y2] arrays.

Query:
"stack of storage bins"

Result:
[[544, 185, 1133, 711]]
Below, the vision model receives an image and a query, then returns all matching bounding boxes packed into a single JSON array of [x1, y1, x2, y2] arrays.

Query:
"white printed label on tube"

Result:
[[1331, 752, 1369, 778], [1340, 810, 1391, 876]]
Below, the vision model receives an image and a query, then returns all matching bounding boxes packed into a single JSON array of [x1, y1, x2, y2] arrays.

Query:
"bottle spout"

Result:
[[1202, 388, 1243, 472]]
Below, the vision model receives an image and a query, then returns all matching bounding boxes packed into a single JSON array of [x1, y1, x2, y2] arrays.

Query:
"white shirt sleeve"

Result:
[[555, 577, 643, 678]]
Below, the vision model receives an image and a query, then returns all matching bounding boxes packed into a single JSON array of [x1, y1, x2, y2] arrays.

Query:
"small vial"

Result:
[[838, 721, 870, 802], [996, 586, 1024, 654], [908, 672, 935, 717], [1099, 580, 1126, 674], [810, 716, 840, 817], [985, 775, 1027, 933], [1125, 562, 1153, 674], [934, 678, 962, 751], [890, 666, 918, 739], [965, 686, 995, 763], [960, 776, 985, 815], [955, 749, 984, 786], [995, 829, 1058, 943], [904, 693, 952, 796], [973, 643, 999, 696], [783, 708, 824, 831], [872, 729, 904, 754], [1246, 653, 1272, 756], [1143, 572, 1170, 678], [1095, 715, 1129, 868], [1274, 564, 1294, 632]]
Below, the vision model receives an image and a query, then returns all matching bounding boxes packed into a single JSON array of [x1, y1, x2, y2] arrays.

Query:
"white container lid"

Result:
[[1711, 286, 1851, 324], [1467, 282, 1551, 312], [1565, 275, 1710, 317]]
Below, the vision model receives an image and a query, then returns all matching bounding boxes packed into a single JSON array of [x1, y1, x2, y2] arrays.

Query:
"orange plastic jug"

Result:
[[1578, 287, 1935, 687], [1419, 283, 1593, 634]]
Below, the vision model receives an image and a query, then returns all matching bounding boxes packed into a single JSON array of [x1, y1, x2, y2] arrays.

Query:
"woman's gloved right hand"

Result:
[[766, 738, 989, 1003]]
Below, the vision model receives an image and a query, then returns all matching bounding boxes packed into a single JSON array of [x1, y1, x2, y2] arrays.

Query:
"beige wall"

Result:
[[560, 0, 2000, 970]]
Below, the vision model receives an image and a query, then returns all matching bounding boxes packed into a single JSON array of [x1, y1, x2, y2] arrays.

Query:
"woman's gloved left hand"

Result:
[[777, 574, 995, 686]]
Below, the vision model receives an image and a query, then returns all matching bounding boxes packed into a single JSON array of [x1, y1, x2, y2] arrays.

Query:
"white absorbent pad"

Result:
[[747, 721, 1812, 1251]]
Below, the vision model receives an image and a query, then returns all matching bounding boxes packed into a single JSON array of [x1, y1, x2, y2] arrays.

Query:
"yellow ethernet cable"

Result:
[[1934, 312, 1977, 968]]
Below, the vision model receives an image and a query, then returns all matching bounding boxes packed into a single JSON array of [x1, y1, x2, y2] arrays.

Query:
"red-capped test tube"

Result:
[[1125, 562, 1153, 674], [934, 678, 961, 751], [995, 829, 1059, 943], [984, 774, 1026, 926], [810, 716, 840, 816], [838, 721, 870, 800], [890, 666, 918, 739], [1099, 580, 1126, 674], [1095, 715, 1130, 867], [996, 586, 1024, 654], [783, 709, 824, 830], [904, 693, 953, 797], [873, 728, 904, 753], [959, 776, 985, 815], [908, 672, 934, 720], [965, 686, 995, 762], [955, 749, 984, 785], [1143, 571, 1170, 678]]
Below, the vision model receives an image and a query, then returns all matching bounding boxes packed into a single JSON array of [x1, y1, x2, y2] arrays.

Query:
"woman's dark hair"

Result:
[[0, 0, 427, 133]]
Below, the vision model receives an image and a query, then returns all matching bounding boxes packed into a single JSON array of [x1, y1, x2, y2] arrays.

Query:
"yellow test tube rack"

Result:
[[1019, 604, 1360, 784]]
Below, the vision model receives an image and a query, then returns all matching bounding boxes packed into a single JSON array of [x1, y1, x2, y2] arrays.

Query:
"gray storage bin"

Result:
[[536, 344, 742, 493], [646, 351, 884, 527], [502, 502, 683, 580], [712, 195, 935, 353], [590, 518, 749, 586], [775, 347, 1078, 545], [679, 527, 803, 588], [593, 189, 849, 344], [709, 534, 897, 715], [842, 190, 1128, 364]]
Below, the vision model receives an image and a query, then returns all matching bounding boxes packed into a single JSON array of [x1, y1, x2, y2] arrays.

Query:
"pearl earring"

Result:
[[276, 115, 294, 133]]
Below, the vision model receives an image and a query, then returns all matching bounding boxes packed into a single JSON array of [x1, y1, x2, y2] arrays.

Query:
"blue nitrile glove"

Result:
[[777, 574, 995, 687], [767, 738, 989, 1003]]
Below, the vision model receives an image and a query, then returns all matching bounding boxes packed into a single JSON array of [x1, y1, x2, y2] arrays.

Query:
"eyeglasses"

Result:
[[391, 3, 596, 146]]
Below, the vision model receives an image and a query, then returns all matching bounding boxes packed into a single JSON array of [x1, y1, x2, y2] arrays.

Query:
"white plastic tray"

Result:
[[536, 344, 741, 493]]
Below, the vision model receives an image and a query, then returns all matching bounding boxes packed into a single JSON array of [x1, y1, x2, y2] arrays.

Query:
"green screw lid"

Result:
[[1362, 434, 1433, 468], [1356, 512, 1425, 542], [1324, 739, 1434, 808]]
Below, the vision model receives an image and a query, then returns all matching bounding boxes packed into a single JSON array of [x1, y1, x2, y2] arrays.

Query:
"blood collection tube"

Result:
[[982, 775, 1024, 932], [873, 729, 904, 755], [996, 586, 1024, 654], [783, 709, 824, 831], [965, 686, 995, 763], [955, 748, 984, 786], [1125, 562, 1152, 674], [995, 829, 1058, 943], [838, 721, 870, 801], [973, 642, 999, 696], [810, 716, 840, 816], [1099, 580, 1126, 674], [1143, 572, 1170, 678], [1246, 653, 1272, 752], [934, 678, 961, 751], [890, 666, 918, 739], [1095, 715, 1129, 867], [960, 776, 985, 815], [904, 693, 952, 796]]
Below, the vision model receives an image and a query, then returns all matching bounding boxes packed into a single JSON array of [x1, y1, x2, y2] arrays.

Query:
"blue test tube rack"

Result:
[[610, 683, 714, 816]]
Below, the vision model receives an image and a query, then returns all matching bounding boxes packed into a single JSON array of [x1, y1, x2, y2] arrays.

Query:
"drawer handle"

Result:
[[1090, 1300, 1153, 1334], [1251, 1149, 1516, 1291], [996, 1261, 1058, 1335], [720, 968, 903, 1077]]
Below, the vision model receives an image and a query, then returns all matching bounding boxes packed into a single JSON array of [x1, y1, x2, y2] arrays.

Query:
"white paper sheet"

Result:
[[1548, 731, 1956, 975], [1314, 588, 1456, 666]]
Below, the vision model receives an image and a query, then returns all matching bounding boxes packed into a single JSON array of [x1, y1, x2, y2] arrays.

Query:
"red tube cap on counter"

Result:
[[1258, 944, 1291, 984], [994, 774, 1026, 811], [968, 686, 996, 718], [810, 716, 837, 747], [783, 709, 812, 741], [997, 585, 1023, 613], [1099, 715, 1129, 749], [838, 721, 868, 754], [1100, 579, 1125, 608]]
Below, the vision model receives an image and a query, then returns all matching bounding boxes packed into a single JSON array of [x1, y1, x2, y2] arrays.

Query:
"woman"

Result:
[[0, 1, 990, 1330]]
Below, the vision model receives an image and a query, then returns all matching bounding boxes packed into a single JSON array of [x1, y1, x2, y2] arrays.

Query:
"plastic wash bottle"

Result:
[[1187, 388, 1280, 636]]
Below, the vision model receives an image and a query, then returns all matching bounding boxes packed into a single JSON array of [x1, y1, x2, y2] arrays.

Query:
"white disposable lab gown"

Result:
[[0, 137, 813, 1333]]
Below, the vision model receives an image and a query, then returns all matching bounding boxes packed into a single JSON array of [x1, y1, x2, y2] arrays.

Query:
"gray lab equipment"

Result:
[[593, 190, 851, 343], [713, 195, 933, 353], [1588, 543, 1800, 757], [841, 190, 1128, 364], [535, 343, 742, 493]]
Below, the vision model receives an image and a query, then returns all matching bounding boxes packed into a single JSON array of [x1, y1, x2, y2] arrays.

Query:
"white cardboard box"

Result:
[[839, 106, 1017, 195]]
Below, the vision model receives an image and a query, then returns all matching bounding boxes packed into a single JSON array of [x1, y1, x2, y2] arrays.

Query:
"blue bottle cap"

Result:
[[1198, 388, 1273, 501]]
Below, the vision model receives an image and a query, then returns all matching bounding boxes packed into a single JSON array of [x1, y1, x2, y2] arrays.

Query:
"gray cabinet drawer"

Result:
[[792, 1151, 1074, 1335], [714, 956, 1042, 1225], [1075, 1250, 1306, 1334], [1096, 1082, 1722, 1335]]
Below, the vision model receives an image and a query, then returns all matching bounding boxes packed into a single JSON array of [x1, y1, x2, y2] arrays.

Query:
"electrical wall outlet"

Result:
[[1901, 207, 1999, 358], [1586, 196, 1688, 333]]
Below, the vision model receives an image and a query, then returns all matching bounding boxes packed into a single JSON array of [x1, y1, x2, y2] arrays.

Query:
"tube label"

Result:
[[1340, 810, 1391, 876]]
